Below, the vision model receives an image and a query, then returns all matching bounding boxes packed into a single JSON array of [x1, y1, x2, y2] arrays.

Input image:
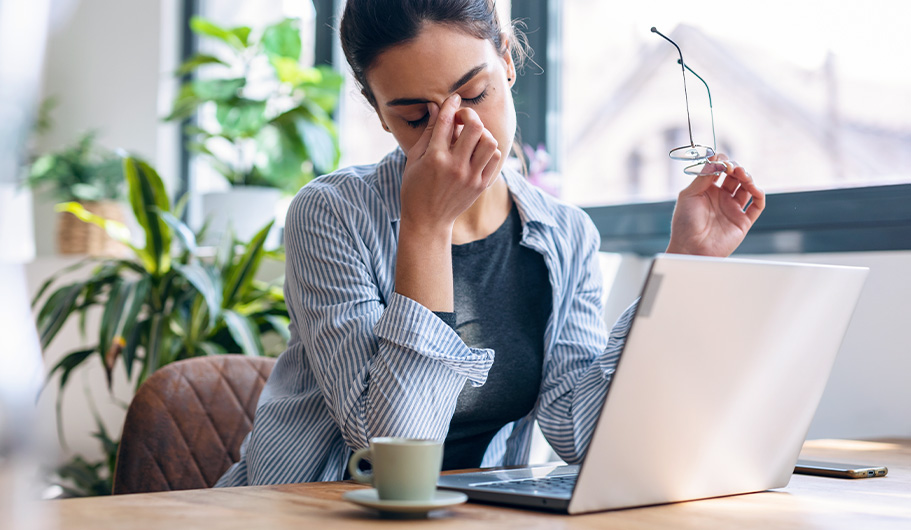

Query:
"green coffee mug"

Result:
[[348, 437, 443, 501]]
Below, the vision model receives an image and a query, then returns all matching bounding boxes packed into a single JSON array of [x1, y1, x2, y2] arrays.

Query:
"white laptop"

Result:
[[437, 254, 868, 514]]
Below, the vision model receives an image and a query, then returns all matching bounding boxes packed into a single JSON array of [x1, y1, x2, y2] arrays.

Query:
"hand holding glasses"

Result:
[[651, 27, 727, 176]]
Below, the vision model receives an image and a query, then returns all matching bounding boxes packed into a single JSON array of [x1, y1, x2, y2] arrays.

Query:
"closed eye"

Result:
[[406, 114, 429, 129], [463, 88, 488, 105], [403, 88, 489, 129]]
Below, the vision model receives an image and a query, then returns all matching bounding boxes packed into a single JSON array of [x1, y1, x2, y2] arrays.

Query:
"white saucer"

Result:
[[343, 488, 467, 517]]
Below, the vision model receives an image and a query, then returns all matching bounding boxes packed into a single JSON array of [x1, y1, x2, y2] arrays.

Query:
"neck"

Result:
[[452, 175, 512, 245]]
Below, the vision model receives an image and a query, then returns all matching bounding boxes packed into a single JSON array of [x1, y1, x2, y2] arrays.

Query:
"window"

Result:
[[182, 1, 911, 255], [560, 0, 911, 207]]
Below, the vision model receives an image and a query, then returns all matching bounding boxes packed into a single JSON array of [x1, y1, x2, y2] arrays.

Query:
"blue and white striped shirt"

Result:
[[216, 148, 637, 487]]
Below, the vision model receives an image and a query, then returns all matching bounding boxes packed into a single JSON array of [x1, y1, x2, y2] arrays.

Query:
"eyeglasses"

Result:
[[651, 27, 724, 176]]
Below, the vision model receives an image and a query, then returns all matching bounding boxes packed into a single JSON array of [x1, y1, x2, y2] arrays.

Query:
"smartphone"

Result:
[[794, 459, 888, 479]]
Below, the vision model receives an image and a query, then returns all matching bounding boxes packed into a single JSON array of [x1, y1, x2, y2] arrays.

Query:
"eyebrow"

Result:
[[385, 63, 487, 107]]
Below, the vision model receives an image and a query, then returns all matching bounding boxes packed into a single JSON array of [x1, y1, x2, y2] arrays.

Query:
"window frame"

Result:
[[585, 184, 911, 255]]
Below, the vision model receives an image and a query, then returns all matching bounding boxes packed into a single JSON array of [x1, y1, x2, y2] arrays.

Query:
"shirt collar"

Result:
[[501, 165, 558, 229]]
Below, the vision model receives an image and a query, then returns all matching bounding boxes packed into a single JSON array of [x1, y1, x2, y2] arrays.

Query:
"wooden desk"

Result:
[[43, 439, 911, 529]]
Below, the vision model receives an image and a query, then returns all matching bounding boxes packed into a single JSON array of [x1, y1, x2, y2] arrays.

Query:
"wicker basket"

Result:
[[57, 200, 128, 256]]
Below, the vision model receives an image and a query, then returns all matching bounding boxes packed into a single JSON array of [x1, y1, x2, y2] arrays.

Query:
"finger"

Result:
[[680, 172, 722, 197], [471, 129, 500, 179], [480, 146, 502, 186], [728, 166, 756, 193], [452, 108, 485, 161], [728, 166, 764, 223], [745, 186, 765, 223], [428, 94, 461, 151], [733, 185, 751, 209], [408, 102, 440, 157], [721, 173, 739, 194], [708, 153, 729, 163]]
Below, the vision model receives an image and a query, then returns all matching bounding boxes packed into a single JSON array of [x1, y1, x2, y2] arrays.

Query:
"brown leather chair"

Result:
[[112, 355, 276, 494]]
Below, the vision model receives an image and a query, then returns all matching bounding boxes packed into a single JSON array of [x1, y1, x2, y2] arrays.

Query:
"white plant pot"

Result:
[[201, 187, 281, 247]]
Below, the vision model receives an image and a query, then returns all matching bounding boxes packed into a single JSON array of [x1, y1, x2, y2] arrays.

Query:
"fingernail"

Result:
[[452, 94, 461, 105]]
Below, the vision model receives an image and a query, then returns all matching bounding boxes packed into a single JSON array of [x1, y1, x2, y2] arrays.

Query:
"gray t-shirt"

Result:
[[437, 203, 551, 470]]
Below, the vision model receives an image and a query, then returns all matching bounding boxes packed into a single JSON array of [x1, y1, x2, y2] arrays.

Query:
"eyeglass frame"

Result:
[[651, 27, 721, 174]]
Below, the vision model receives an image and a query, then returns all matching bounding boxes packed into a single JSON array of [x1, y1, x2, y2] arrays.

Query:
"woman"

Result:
[[217, 0, 763, 486]]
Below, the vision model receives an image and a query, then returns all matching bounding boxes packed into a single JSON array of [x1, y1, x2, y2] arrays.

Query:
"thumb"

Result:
[[408, 102, 440, 158]]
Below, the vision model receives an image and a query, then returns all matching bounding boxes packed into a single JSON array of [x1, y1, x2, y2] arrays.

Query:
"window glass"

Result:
[[560, 0, 911, 206]]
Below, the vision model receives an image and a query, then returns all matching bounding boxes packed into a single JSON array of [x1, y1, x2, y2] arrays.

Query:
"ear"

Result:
[[501, 36, 517, 88], [363, 88, 392, 133]]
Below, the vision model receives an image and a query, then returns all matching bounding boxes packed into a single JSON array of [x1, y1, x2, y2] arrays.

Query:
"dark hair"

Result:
[[340, 0, 525, 107]]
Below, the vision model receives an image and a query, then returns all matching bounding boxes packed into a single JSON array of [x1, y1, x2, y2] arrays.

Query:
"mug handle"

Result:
[[348, 447, 373, 484]]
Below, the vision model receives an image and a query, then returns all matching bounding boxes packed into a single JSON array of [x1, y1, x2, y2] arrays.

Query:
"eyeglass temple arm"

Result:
[[651, 27, 695, 148], [678, 59, 716, 153]]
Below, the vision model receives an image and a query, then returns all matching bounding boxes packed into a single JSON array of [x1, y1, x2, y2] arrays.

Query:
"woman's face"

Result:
[[365, 22, 517, 171]]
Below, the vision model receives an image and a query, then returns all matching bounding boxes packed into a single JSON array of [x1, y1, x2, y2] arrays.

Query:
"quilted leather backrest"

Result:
[[112, 355, 276, 494]]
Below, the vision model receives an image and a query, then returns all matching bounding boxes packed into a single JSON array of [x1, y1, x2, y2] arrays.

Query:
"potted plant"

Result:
[[167, 16, 343, 244], [26, 131, 127, 255], [34, 157, 289, 496]]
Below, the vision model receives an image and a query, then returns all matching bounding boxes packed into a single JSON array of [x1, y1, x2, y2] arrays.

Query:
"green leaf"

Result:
[[197, 341, 227, 356], [117, 278, 150, 339], [190, 16, 244, 50], [215, 224, 235, 269], [222, 310, 263, 356], [254, 121, 308, 191], [230, 26, 251, 47], [158, 209, 197, 254], [261, 18, 301, 60], [296, 116, 337, 175], [90, 416, 118, 470], [122, 318, 147, 380], [55, 454, 111, 497], [99, 277, 150, 388], [98, 279, 126, 376], [175, 263, 223, 329], [48, 348, 95, 391], [144, 313, 166, 378], [37, 282, 85, 349], [297, 66, 344, 113], [123, 158, 173, 275], [264, 314, 291, 342], [271, 57, 321, 86], [192, 78, 245, 102], [215, 98, 267, 137], [223, 221, 273, 307], [176, 53, 228, 76], [70, 183, 104, 202], [164, 83, 203, 122], [183, 124, 212, 138]]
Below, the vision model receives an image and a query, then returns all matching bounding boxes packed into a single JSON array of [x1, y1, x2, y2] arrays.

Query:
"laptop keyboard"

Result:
[[478, 474, 578, 494]]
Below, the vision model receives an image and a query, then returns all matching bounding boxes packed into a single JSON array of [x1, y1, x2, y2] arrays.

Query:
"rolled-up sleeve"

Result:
[[534, 216, 638, 464]]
